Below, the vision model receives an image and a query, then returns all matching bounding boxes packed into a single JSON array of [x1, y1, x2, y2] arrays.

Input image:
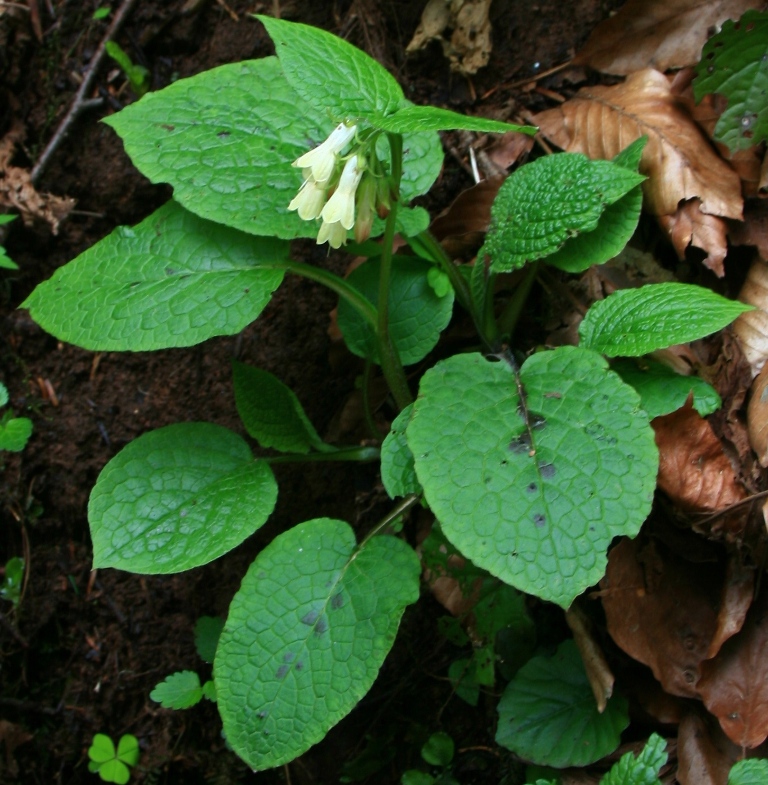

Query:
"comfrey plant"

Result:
[[23, 18, 751, 772]]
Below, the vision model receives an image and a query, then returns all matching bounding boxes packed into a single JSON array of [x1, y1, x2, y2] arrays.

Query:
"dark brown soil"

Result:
[[0, 1, 617, 782]]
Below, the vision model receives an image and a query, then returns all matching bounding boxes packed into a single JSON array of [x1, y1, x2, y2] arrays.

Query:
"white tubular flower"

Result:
[[293, 122, 357, 184], [321, 155, 364, 231], [287, 175, 327, 221], [317, 220, 348, 249]]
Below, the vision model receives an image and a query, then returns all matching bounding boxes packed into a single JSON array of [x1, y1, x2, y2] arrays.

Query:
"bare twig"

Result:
[[30, 0, 139, 185]]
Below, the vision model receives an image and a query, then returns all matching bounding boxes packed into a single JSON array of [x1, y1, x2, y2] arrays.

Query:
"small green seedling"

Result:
[[92, 7, 111, 20], [402, 732, 459, 785], [0, 382, 32, 453], [105, 41, 149, 97], [0, 557, 24, 608], [0, 214, 17, 270], [87, 734, 140, 784]]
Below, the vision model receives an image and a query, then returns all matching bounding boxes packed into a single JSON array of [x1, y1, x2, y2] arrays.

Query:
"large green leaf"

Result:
[[380, 403, 421, 498], [496, 640, 629, 767], [728, 759, 768, 785], [214, 518, 420, 770], [693, 10, 768, 151], [406, 348, 657, 608], [22, 201, 286, 351], [232, 361, 330, 453], [600, 732, 667, 785], [579, 283, 753, 357], [481, 153, 644, 273], [89, 423, 277, 574], [105, 58, 442, 240], [337, 256, 454, 366]]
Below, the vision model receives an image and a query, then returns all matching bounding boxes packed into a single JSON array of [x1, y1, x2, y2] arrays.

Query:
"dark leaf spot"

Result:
[[301, 610, 319, 625], [509, 433, 532, 454], [331, 593, 344, 610], [257, 711, 268, 719], [160, 124, 175, 131], [314, 616, 329, 635], [540, 463, 556, 479], [275, 665, 289, 679], [217, 131, 231, 138], [295, 660, 304, 671], [283, 651, 295, 662], [531, 416, 546, 430], [527, 482, 537, 493], [533, 513, 546, 528]]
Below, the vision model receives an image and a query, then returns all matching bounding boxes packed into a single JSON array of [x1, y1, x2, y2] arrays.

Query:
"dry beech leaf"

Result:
[[735, 255, 768, 376], [486, 132, 535, 170], [676, 708, 741, 785], [653, 402, 746, 512], [573, 0, 765, 76], [565, 604, 614, 712], [747, 362, 768, 465], [535, 69, 744, 220], [698, 589, 768, 748], [658, 198, 729, 276], [430, 176, 504, 241], [707, 555, 755, 659], [601, 537, 721, 699]]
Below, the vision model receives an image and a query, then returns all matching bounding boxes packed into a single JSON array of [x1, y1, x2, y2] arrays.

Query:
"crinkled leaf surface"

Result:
[[407, 347, 658, 608], [337, 256, 454, 366], [579, 283, 752, 357], [613, 358, 721, 418], [496, 639, 629, 767], [233, 361, 329, 453], [214, 518, 420, 770], [195, 616, 225, 663], [729, 759, 768, 785], [22, 201, 286, 351], [105, 58, 441, 240], [481, 153, 644, 272], [694, 10, 768, 151], [150, 670, 204, 709], [89, 423, 277, 574], [0, 412, 33, 452], [601, 732, 667, 785], [381, 403, 422, 498]]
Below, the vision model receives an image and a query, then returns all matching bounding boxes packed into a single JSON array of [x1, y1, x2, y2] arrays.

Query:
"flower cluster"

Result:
[[288, 122, 391, 249]]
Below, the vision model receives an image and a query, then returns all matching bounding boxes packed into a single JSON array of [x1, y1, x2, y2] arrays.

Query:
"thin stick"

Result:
[[31, 0, 139, 185]]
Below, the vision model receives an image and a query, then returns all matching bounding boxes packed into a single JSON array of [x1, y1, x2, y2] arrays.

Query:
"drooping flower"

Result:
[[287, 175, 327, 221], [353, 172, 377, 243], [316, 219, 348, 249], [321, 155, 364, 231], [293, 122, 357, 184]]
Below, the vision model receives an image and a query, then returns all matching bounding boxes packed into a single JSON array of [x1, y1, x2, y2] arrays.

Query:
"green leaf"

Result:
[[105, 58, 442, 240], [194, 616, 225, 663], [402, 772, 436, 785], [381, 404, 422, 499], [89, 734, 117, 764], [89, 423, 277, 574], [150, 670, 204, 709], [233, 361, 330, 453], [579, 283, 752, 357], [214, 518, 420, 771], [421, 732, 454, 766], [728, 759, 768, 785], [116, 735, 140, 767], [105, 41, 149, 97], [373, 104, 535, 135], [0, 412, 33, 452], [202, 680, 217, 702], [1, 557, 25, 607], [481, 153, 645, 273], [612, 358, 721, 418], [22, 201, 286, 351], [97, 759, 131, 785], [448, 659, 480, 706], [93, 7, 110, 20], [0, 214, 16, 225], [496, 640, 629, 767], [0, 247, 18, 270], [600, 732, 667, 785], [407, 348, 657, 608], [693, 10, 768, 151], [337, 256, 454, 366], [0, 383, 8, 407]]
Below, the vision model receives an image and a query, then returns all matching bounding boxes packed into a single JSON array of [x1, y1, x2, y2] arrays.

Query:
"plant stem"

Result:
[[266, 445, 380, 465], [378, 134, 413, 410], [359, 493, 421, 548], [496, 261, 538, 342]]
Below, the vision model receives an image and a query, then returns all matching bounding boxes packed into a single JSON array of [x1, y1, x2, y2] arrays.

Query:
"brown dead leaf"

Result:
[[566, 604, 614, 712], [601, 536, 721, 698], [761, 148, 768, 192], [574, 0, 765, 76], [534, 69, 744, 220], [747, 363, 768, 465], [731, 199, 768, 261], [658, 198, 729, 276], [735, 254, 768, 376], [698, 589, 768, 747], [653, 402, 746, 512], [707, 554, 755, 658], [430, 176, 503, 242], [677, 708, 740, 785], [486, 132, 535, 170]]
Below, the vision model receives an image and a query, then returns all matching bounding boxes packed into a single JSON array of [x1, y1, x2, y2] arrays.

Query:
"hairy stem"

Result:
[[359, 493, 421, 548], [266, 445, 380, 465]]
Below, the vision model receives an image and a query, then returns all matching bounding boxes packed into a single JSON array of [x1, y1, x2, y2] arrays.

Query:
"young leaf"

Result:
[[380, 404, 422, 499], [612, 358, 721, 418], [115, 735, 140, 767], [214, 518, 420, 771], [150, 670, 204, 709], [496, 640, 629, 767], [336, 256, 454, 366], [579, 283, 753, 357], [421, 732, 454, 766], [89, 423, 277, 574], [0, 247, 18, 270], [728, 759, 768, 785], [600, 732, 667, 785], [448, 659, 480, 706], [693, 10, 768, 152], [202, 680, 217, 702], [88, 734, 117, 764], [0, 412, 33, 452], [233, 362, 331, 453], [194, 616, 225, 664], [97, 760, 131, 785], [481, 153, 644, 273], [407, 348, 657, 608], [104, 58, 442, 241], [22, 201, 287, 351]]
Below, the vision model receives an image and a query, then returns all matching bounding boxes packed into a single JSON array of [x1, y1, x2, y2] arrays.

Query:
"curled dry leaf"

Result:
[[534, 69, 744, 220], [653, 402, 746, 513], [573, 0, 764, 76], [697, 589, 768, 747], [658, 198, 729, 276], [677, 708, 741, 785], [565, 604, 614, 712], [601, 537, 721, 699], [747, 362, 768, 465], [735, 255, 768, 376], [486, 132, 535, 171]]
